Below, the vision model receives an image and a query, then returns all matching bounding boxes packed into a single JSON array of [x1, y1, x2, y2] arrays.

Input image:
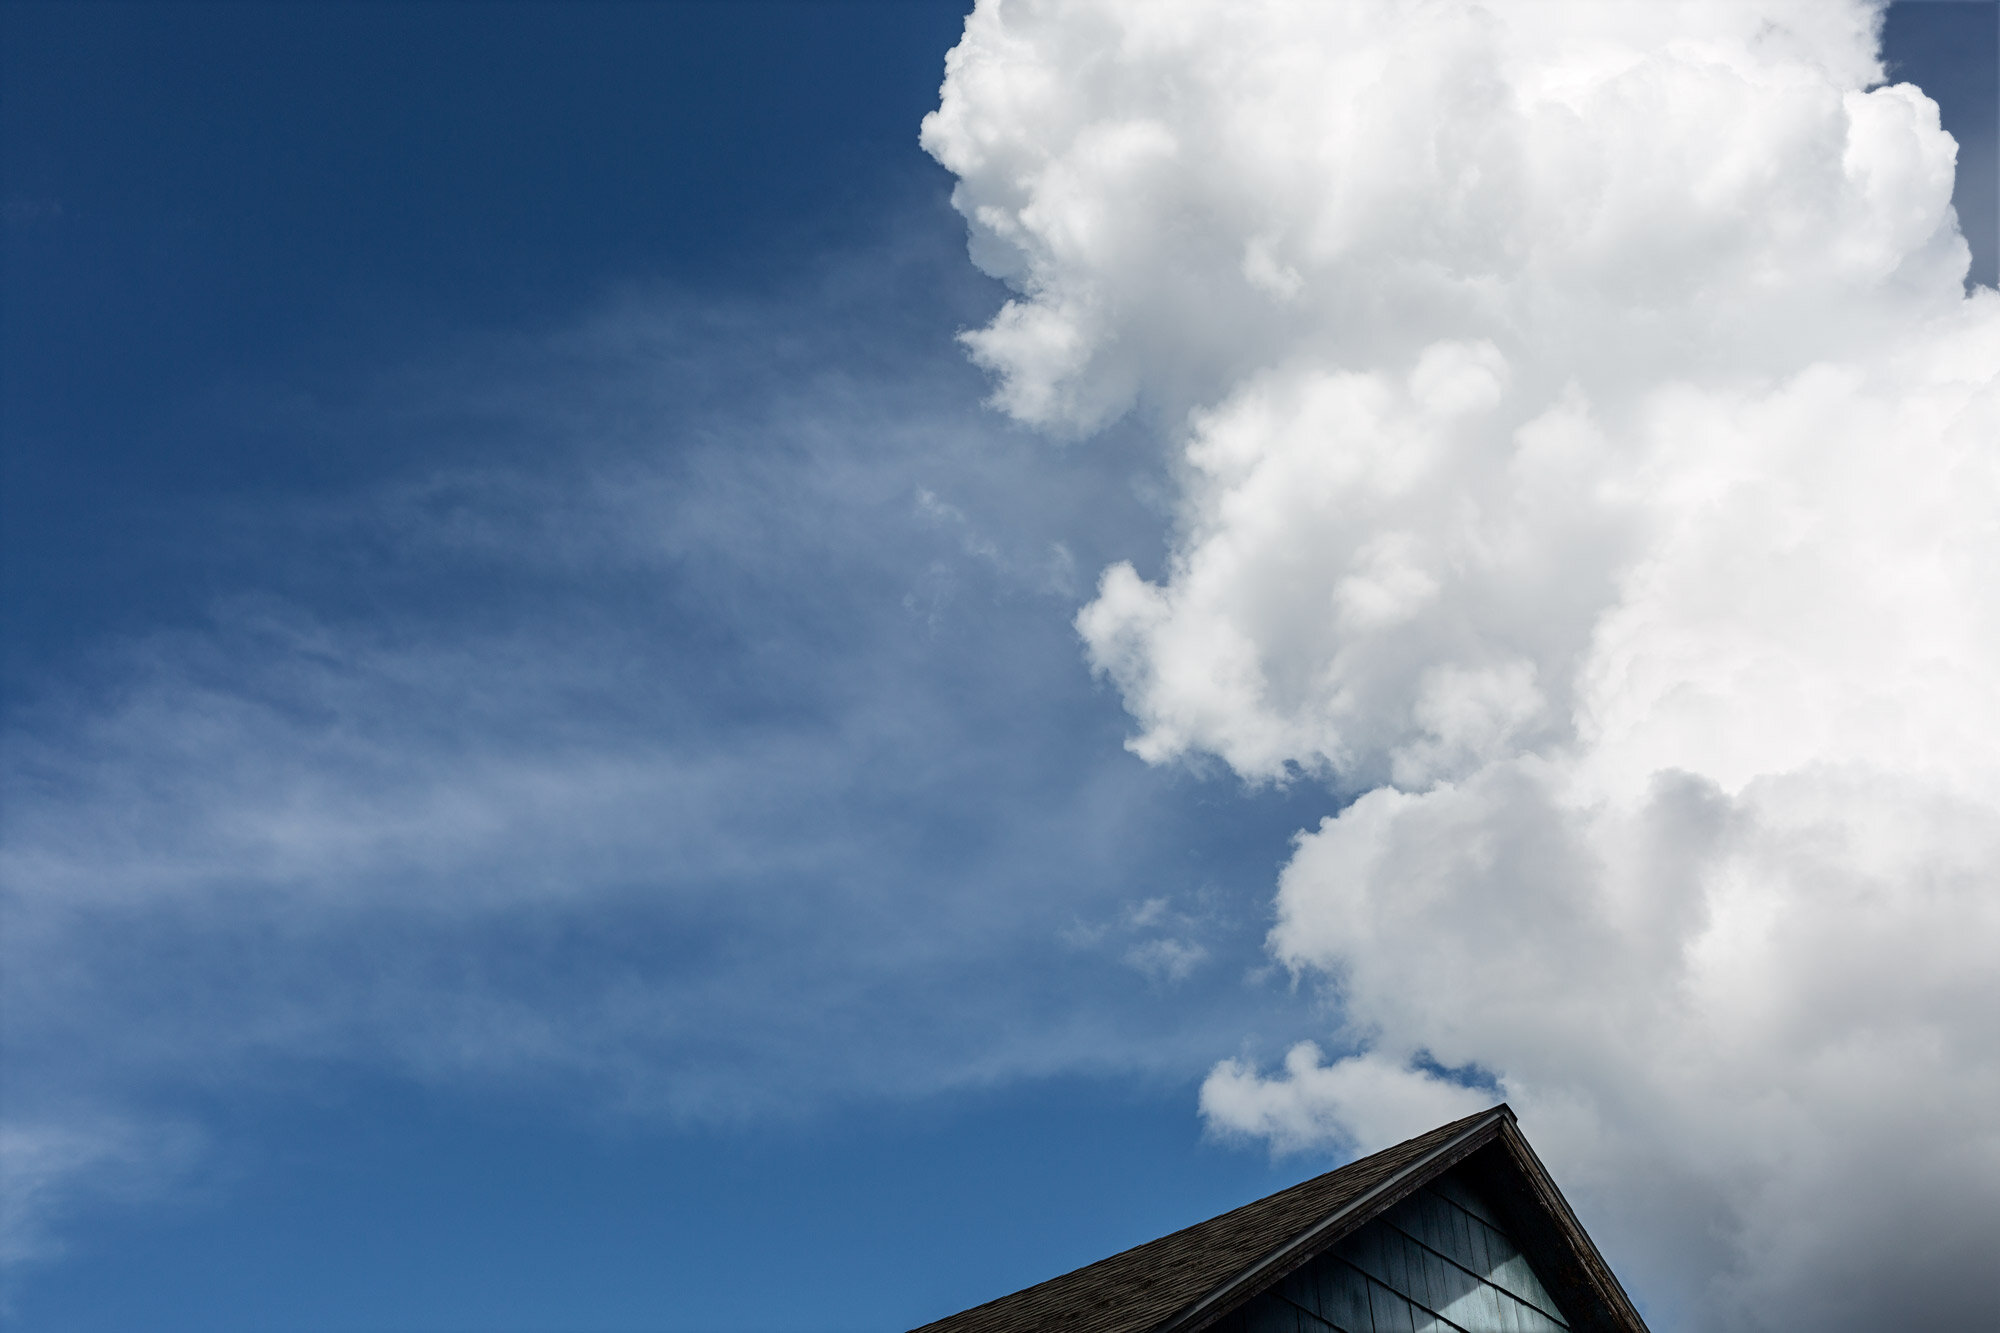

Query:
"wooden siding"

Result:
[[907, 1106, 1648, 1333], [908, 1110, 1510, 1333], [1211, 1169, 1570, 1333]]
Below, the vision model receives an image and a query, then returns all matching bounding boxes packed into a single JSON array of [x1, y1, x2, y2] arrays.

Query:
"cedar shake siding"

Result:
[[911, 1106, 1647, 1333]]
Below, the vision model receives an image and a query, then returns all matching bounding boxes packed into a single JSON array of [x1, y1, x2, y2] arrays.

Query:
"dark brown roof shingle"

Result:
[[908, 1107, 1503, 1333]]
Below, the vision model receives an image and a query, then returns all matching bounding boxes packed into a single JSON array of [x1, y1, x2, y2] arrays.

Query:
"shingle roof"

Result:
[[908, 1106, 1507, 1333]]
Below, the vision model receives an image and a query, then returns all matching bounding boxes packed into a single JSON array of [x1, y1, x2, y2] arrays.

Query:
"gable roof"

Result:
[[909, 1105, 1649, 1333]]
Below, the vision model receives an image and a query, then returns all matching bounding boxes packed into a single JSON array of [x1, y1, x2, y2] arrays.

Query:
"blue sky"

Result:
[[1, 3, 1995, 1331]]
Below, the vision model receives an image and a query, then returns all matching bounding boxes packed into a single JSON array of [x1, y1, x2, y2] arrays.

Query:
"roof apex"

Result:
[[1152, 1104, 1511, 1333], [909, 1101, 1647, 1333]]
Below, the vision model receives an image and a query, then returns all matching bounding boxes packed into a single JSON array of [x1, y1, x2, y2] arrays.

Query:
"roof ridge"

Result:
[[908, 1103, 1510, 1333], [1104, 1103, 1509, 1268], [1149, 1105, 1511, 1333]]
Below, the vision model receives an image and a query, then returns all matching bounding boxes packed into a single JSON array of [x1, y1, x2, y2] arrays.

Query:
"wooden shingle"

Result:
[[909, 1105, 1649, 1333]]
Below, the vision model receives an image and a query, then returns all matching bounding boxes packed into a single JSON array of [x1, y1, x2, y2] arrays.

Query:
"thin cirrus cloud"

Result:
[[0, 242, 1320, 1281], [926, 1, 1998, 1331]]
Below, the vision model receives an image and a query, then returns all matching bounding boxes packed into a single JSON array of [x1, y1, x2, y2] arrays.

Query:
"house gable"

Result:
[[908, 1106, 1647, 1333], [1212, 1167, 1570, 1333]]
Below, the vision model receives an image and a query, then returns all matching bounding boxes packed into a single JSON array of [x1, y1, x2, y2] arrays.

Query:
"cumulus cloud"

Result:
[[929, 1, 1998, 1329], [1200, 1043, 1490, 1158]]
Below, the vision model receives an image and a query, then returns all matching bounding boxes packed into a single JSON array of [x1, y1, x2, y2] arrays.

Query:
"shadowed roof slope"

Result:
[[909, 1107, 1506, 1333]]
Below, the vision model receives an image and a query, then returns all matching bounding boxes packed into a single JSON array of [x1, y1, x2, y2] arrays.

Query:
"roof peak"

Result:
[[910, 1102, 1647, 1333]]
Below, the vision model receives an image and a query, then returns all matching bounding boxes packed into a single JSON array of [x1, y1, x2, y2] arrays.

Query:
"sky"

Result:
[[0, 3, 1995, 1332]]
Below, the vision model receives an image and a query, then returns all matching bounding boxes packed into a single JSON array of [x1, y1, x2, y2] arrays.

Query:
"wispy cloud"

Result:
[[0, 238, 1316, 1279]]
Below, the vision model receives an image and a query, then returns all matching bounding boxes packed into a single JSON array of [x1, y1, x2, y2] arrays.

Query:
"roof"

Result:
[[908, 1104, 1649, 1333]]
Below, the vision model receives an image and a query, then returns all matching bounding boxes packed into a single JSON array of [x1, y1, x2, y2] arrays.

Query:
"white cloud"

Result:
[[1123, 936, 1209, 984], [1062, 894, 1225, 985], [931, 1, 1999, 1328], [1201, 1043, 1490, 1158]]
